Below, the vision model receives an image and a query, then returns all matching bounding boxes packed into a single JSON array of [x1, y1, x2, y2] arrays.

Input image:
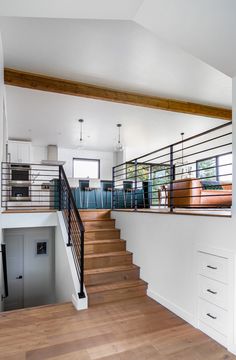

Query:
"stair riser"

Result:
[[84, 220, 115, 230], [80, 210, 111, 220], [85, 268, 140, 286], [85, 254, 132, 270], [85, 242, 126, 255], [85, 230, 120, 241], [88, 285, 147, 305]]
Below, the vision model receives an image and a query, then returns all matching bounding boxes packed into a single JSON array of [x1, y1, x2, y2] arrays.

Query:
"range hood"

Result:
[[41, 145, 65, 165]]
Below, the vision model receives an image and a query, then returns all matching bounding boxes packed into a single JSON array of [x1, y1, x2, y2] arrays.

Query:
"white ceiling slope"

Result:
[[0, 0, 144, 19], [6, 86, 224, 155], [0, 0, 235, 77], [0, 17, 231, 107], [135, 0, 236, 77]]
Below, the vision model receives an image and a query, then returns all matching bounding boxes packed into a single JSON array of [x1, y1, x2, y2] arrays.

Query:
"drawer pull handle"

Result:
[[207, 289, 217, 295], [207, 313, 217, 320], [207, 265, 217, 270]]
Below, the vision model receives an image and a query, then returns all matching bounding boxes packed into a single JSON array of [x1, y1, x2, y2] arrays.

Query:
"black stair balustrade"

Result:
[[59, 165, 85, 299]]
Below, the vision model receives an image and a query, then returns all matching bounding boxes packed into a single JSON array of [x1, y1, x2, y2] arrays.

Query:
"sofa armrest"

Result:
[[169, 178, 202, 207]]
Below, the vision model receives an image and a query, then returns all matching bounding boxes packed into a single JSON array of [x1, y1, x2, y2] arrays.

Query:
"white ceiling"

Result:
[[0, 0, 235, 78], [0, 1, 233, 157], [6, 86, 225, 158], [135, 0, 236, 77], [0, 17, 231, 107], [0, 0, 144, 20]]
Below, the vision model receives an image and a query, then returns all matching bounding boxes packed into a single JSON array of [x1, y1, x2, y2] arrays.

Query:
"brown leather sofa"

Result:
[[168, 178, 232, 208]]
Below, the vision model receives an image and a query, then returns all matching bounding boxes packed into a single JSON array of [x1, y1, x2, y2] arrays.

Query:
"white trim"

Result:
[[147, 287, 197, 327], [198, 321, 227, 348], [57, 211, 88, 311]]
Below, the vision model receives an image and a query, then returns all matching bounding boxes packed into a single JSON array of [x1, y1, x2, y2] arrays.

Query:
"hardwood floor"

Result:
[[0, 297, 235, 360]]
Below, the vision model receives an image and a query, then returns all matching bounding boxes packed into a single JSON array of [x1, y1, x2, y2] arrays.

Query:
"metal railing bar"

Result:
[[113, 122, 232, 169]]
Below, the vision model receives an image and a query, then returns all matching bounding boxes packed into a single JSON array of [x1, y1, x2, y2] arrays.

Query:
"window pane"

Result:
[[197, 157, 217, 181], [126, 163, 150, 181], [73, 159, 99, 178], [151, 165, 170, 205], [218, 154, 232, 182]]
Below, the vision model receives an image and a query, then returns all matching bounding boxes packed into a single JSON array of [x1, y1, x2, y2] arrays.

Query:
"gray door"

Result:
[[4, 234, 24, 311], [4, 228, 55, 311]]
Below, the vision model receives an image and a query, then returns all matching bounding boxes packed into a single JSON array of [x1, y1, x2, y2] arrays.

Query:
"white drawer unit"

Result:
[[198, 251, 228, 284], [198, 276, 228, 310], [196, 247, 234, 350], [198, 298, 227, 335]]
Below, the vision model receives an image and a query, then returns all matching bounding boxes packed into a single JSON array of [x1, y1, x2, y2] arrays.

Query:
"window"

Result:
[[196, 154, 232, 182], [151, 164, 170, 205], [196, 157, 217, 181], [126, 163, 150, 181], [73, 158, 100, 178]]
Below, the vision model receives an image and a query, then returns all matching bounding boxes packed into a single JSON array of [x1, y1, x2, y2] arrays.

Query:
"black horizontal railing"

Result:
[[1, 162, 60, 209], [1, 161, 85, 299], [112, 122, 232, 213], [59, 165, 85, 299]]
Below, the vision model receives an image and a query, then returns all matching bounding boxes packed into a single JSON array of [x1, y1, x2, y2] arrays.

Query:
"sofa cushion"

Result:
[[201, 180, 223, 190]]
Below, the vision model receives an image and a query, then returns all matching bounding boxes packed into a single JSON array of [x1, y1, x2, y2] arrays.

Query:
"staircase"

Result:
[[80, 210, 147, 306]]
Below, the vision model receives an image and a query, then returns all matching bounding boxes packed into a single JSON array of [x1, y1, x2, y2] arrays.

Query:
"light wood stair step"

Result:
[[85, 228, 120, 240], [79, 210, 111, 220], [84, 264, 140, 286], [83, 219, 115, 230], [86, 279, 147, 305], [84, 251, 132, 270], [85, 239, 126, 254]]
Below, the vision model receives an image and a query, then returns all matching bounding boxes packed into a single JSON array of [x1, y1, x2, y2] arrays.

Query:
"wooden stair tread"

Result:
[[86, 279, 147, 294], [85, 251, 132, 259], [83, 219, 114, 223], [79, 209, 110, 212], [85, 264, 139, 275], [85, 239, 124, 245], [85, 228, 119, 233]]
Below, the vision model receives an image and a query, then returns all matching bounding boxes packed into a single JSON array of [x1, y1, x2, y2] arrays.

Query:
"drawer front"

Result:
[[198, 299, 227, 335], [198, 276, 228, 310], [198, 252, 228, 283]]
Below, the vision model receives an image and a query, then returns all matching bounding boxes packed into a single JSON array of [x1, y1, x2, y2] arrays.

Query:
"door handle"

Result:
[[16, 275, 23, 279]]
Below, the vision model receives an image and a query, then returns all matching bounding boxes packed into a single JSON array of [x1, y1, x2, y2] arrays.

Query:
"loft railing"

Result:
[[1, 162, 60, 210], [1, 162, 85, 299], [59, 166, 85, 298], [112, 122, 232, 213]]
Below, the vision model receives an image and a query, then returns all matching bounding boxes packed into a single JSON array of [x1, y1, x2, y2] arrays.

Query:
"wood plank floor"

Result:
[[0, 296, 235, 360]]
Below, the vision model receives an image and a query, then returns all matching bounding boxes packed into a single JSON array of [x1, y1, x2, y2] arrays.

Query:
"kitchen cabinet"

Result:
[[8, 140, 31, 163]]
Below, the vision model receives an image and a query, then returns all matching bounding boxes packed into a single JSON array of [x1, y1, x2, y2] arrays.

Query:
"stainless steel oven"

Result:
[[10, 164, 31, 201]]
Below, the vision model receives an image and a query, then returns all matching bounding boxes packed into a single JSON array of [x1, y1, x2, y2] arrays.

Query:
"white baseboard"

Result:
[[227, 344, 236, 355], [147, 287, 197, 327]]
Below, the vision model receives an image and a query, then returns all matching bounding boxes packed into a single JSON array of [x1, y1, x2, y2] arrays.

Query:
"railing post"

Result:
[[169, 145, 174, 213], [134, 159, 138, 210], [58, 166, 62, 211], [78, 230, 85, 298], [112, 166, 115, 210], [67, 197, 72, 246]]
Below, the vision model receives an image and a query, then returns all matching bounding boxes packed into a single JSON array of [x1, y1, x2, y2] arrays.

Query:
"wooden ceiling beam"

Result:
[[4, 68, 232, 120]]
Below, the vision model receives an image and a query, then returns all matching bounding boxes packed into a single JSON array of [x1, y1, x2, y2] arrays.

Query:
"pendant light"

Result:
[[181, 132, 184, 164], [78, 119, 84, 148], [115, 124, 123, 152]]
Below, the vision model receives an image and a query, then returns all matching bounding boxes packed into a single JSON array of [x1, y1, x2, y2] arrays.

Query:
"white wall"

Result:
[[58, 147, 114, 179], [112, 211, 235, 321], [110, 77, 236, 351], [55, 221, 75, 303]]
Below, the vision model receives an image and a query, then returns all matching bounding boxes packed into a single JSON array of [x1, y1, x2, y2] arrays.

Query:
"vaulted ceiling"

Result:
[[0, 0, 233, 154]]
